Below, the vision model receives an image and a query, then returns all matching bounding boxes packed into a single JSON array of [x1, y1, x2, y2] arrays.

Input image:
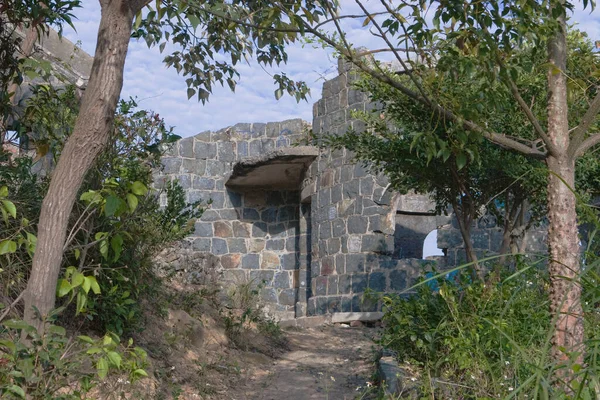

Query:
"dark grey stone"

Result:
[[268, 223, 287, 238], [194, 222, 213, 237], [266, 191, 284, 205], [228, 238, 247, 253], [179, 137, 194, 158], [362, 234, 392, 254], [315, 276, 328, 296], [319, 223, 332, 240], [182, 159, 206, 175], [200, 209, 220, 221], [252, 222, 268, 237], [195, 142, 217, 159], [206, 160, 228, 176], [360, 177, 375, 196], [343, 180, 359, 200], [266, 239, 285, 251], [278, 288, 296, 306], [368, 272, 387, 292], [237, 141, 248, 158], [281, 253, 298, 270], [260, 287, 277, 303], [347, 216, 368, 234], [192, 238, 211, 252], [176, 174, 192, 190], [338, 275, 351, 294], [242, 254, 260, 269], [331, 185, 342, 204], [251, 270, 274, 285], [212, 238, 228, 255], [346, 254, 365, 273], [354, 163, 368, 178], [261, 208, 278, 223], [243, 208, 260, 221], [327, 296, 342, 313], [192, 177, 215, 190], [327, 275, 339, 295], [226, 190, 242, 208], [218, 142, 236, 162], [390, 270, 408, 291], [352, 273, 368, 293], [161, 158, 182, 174], [208, 191, 225, 209], [332, 219, 346, 237], [274, 272, 290, 288]]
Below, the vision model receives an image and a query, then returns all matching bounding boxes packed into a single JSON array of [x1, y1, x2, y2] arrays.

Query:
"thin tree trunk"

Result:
[[23, 1, 136, 333], [546, 7, 585, 381]]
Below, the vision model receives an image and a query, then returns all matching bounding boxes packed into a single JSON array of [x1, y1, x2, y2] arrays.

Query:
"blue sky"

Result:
[[63, 2, 600, 138]]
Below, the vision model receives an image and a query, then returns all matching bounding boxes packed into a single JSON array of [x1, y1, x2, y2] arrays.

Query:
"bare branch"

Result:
[[506, 79, 559, 156], [574, 131, 600, 158], [570, 90, 600, 158], [0, 291, 25, 322]]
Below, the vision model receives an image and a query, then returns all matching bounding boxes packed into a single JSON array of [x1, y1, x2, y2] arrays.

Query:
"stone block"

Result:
[[222, 269, 246, 284], [194, 222, 213, 237], [192, 177, 215, 190], [261, 251, 280, 269], [200, 209, 220, 221], [237, 141, 248, 158], [279, 288, 296, 306], [348, 215, 368, 234], [437, 228, 463, 249], [354, 164, 368, 178], [206, 160, 228, 176], [259, 287, 277, 303], [360, 177, 375, 196], [243, 208, 260, 221], [390, 270, 407, 291], [331, 185, 343, 204], [242, 254, 260, 269], [175, 174, 191, 190], [335, 254, 345, 274], [346, 254, 365, 273], [227, 238, 247, 253], [286, 238, 297, 252], [316, 297, 328, 314], [347, 235, 362, 253], [251, 270, 274, 285], [212, 238, 228, 255], [327, 296, 342, 313], [217, 142, 236, 162], [192, 238, 210, 252], [218, 209, 240, 220], [269, 223, 287, 238], [327, 238, 341, 254], [161, 158, 181, 174], [315, 276, 328, 296], [352, 273, 368, 293], [362, 234, 393, 254], [213, 221, 233, 237], [274, 271, 290, 288], [332, 219, 346, 237], [252, 222, 268, 237], [343, 180, 359, 200], [281, 253, 298, 270], [266, 239, 285, 251], [368, 272, 387, 292], [321, 256, 335, 275], [195, 142, 217, 159], [266, 191, 284, 205], [221, 254, 241, 269], [472, 230, 490, 249], [328, 275, 339, 295], [248, 238, 265, 253], [261, 208, 278, 223], [232, 221, 251, 238], [341, 296, 352, 312], [178, 137, 194, 158], [319, 222, 332, 240]]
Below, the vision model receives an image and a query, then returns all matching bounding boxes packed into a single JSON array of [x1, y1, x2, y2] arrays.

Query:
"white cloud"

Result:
[[62, 2, 600, 138]]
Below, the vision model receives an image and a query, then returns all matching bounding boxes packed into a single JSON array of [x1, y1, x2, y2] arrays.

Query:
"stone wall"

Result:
[[154, 120, 309, 320]]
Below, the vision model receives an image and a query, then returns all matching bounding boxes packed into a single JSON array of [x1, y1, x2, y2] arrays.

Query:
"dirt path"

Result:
[[229, 325, 380, 400]]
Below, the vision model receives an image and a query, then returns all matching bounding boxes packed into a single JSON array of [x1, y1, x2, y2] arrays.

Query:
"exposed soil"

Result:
[[227, 325, 380, 400]]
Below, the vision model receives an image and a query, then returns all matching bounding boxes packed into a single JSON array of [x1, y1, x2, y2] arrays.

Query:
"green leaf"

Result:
[[88, 276, 101, 295], [6, 385, 25, 398], [0, 186, 8, 198], [57, 279, 72, 297], [82, 276, 92, 294], [2, 200, 16, 219], [71, 271, 85, 288], [456, 152, 467, 170], [132, 368, 148, 377], [104, 195, 120, 217], [78, 335, 94, 344], [2, 319, 31, 330], [107, 351, 122, 368], [0, 240, 17, 255], [126, 193, 139, 212], [74, 248, 81, 260], [274, 88, 283, 100], [111, 234, 124, 261], [97, 357, 109, 379], [47, 325, 66, 336], [131, 181, 148, 196], [76, 291, 87, 314], [0, 339, 16, 352]]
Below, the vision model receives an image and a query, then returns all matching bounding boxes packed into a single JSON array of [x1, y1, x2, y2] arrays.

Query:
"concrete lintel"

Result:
[[227, 146, 319, 190], [331, 312, 384, 324]]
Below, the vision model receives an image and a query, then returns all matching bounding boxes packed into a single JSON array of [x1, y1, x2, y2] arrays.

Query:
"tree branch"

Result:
[[574, 131, 600, 158], [570, 90, 600, 158]]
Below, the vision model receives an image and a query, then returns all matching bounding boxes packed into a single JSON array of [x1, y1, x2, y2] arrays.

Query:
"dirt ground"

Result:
[[227, 325, 380, 400]]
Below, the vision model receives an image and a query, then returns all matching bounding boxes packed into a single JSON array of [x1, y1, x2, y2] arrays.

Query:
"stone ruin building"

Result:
[[154, 58, 548, 322], [12, 29, 548, 322]]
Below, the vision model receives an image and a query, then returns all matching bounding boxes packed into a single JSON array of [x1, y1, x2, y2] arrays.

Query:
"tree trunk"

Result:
[[23, 1, 136, 333], [546, 8, 585, 382]]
